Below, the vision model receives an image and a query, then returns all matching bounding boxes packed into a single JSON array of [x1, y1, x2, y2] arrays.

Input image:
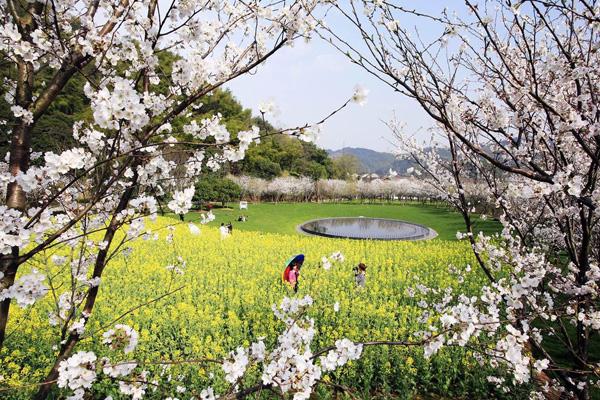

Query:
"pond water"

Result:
[[300, 217, 434, 240]]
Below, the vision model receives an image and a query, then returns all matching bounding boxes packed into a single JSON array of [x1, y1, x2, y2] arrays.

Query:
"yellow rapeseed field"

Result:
[[1, 217, 500, 399]]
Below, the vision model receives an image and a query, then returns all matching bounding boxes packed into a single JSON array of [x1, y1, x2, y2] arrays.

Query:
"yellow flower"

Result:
[[7, 215, 485, 393]]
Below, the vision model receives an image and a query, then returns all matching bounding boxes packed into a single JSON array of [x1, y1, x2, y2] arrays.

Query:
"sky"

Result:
[[226, 2, 461, 153]]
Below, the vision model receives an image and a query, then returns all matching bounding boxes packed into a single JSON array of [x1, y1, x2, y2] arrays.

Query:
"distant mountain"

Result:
[[327, 147, 415, 175], [328, 147, 451, 176]]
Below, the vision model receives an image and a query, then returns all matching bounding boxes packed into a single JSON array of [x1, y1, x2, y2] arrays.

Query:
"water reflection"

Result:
[[301, 217, 431, 240]]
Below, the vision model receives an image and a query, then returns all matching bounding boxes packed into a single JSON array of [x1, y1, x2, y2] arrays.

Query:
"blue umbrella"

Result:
[[285, 254, 305, 268]]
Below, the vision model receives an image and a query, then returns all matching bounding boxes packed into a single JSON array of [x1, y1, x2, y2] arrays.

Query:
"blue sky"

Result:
[[226, 2, 461, 153]]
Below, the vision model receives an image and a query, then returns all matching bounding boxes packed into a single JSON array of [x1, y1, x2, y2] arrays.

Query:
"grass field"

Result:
[[174, 202, 500, 241]]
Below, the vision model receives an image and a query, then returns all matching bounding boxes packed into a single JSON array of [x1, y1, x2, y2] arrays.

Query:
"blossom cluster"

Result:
[[102, 324, 140, 354], [57, 325, 143, 399], [0, 269, 47, 307], [321, 251, 345, 270]]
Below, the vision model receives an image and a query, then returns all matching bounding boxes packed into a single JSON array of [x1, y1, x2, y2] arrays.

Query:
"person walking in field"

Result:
[[354, 263, 367, 288], [282, 254, 304, 293], [288, 263, 300, 293]]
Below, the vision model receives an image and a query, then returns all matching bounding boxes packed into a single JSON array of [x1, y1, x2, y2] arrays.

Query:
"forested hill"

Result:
[[328, 147, 412, 175]]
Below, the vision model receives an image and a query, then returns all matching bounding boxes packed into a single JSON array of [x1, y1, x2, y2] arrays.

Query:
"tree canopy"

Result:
[[193, 175, 242, 207], [0, 57, 339, 180]]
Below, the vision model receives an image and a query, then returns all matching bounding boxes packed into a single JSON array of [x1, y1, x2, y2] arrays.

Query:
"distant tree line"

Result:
[[230, 175, 441, 202]]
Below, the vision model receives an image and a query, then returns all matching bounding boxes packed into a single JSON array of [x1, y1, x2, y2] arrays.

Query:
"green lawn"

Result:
[[174, 202, 500, 241]]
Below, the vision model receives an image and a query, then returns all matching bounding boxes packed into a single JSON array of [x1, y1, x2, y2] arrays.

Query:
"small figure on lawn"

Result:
[[227, 222, 233, 234], [354, 263, 367, 288], [219, 223, 229, 239]]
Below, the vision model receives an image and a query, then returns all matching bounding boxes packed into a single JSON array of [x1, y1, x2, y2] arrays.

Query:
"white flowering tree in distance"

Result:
[[0, 1, 370, 399], [320, 0, 600, 398]]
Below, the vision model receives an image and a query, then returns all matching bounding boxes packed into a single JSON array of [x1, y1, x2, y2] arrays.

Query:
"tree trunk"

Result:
[[0, 56, 35, 348], [34, 176, 138, 400]]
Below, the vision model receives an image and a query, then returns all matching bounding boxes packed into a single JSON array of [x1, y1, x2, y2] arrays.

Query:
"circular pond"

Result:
[[299, 217, 435, 241]]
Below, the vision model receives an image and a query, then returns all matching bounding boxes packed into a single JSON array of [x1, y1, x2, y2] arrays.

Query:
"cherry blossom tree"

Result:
[[231, 174, 437, 202], [0, 1, 367, 398], [320, 0, 600, 397], [266, 176, 315, 201], [317, 178, 355, 200]]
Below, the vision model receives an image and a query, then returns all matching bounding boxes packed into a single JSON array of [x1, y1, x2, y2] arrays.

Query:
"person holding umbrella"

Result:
[[289, 263, 300, 292], [282, 254, 304, 293]]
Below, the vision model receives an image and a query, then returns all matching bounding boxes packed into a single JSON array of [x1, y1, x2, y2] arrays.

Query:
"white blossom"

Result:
[[102, 324, 139, 354], [200, 387, 216, 400], [0, 269, 47, 307], [351, 85, 368, 106], [10, 105, 34, 125], [251, 340, 266, 362], [533, 359, 549, 372], [258, 100, 276, 114], [297, 125, 321, 143], [102, 359, 137, 378], [330, 251, 344, 262], [57, 351, 97, 391], [320, 339, 362, 372], [188, 223, 201, 236], [222, 347, 249, 383], [201, 211, 216, 224], [168, 187, 195, 215]]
